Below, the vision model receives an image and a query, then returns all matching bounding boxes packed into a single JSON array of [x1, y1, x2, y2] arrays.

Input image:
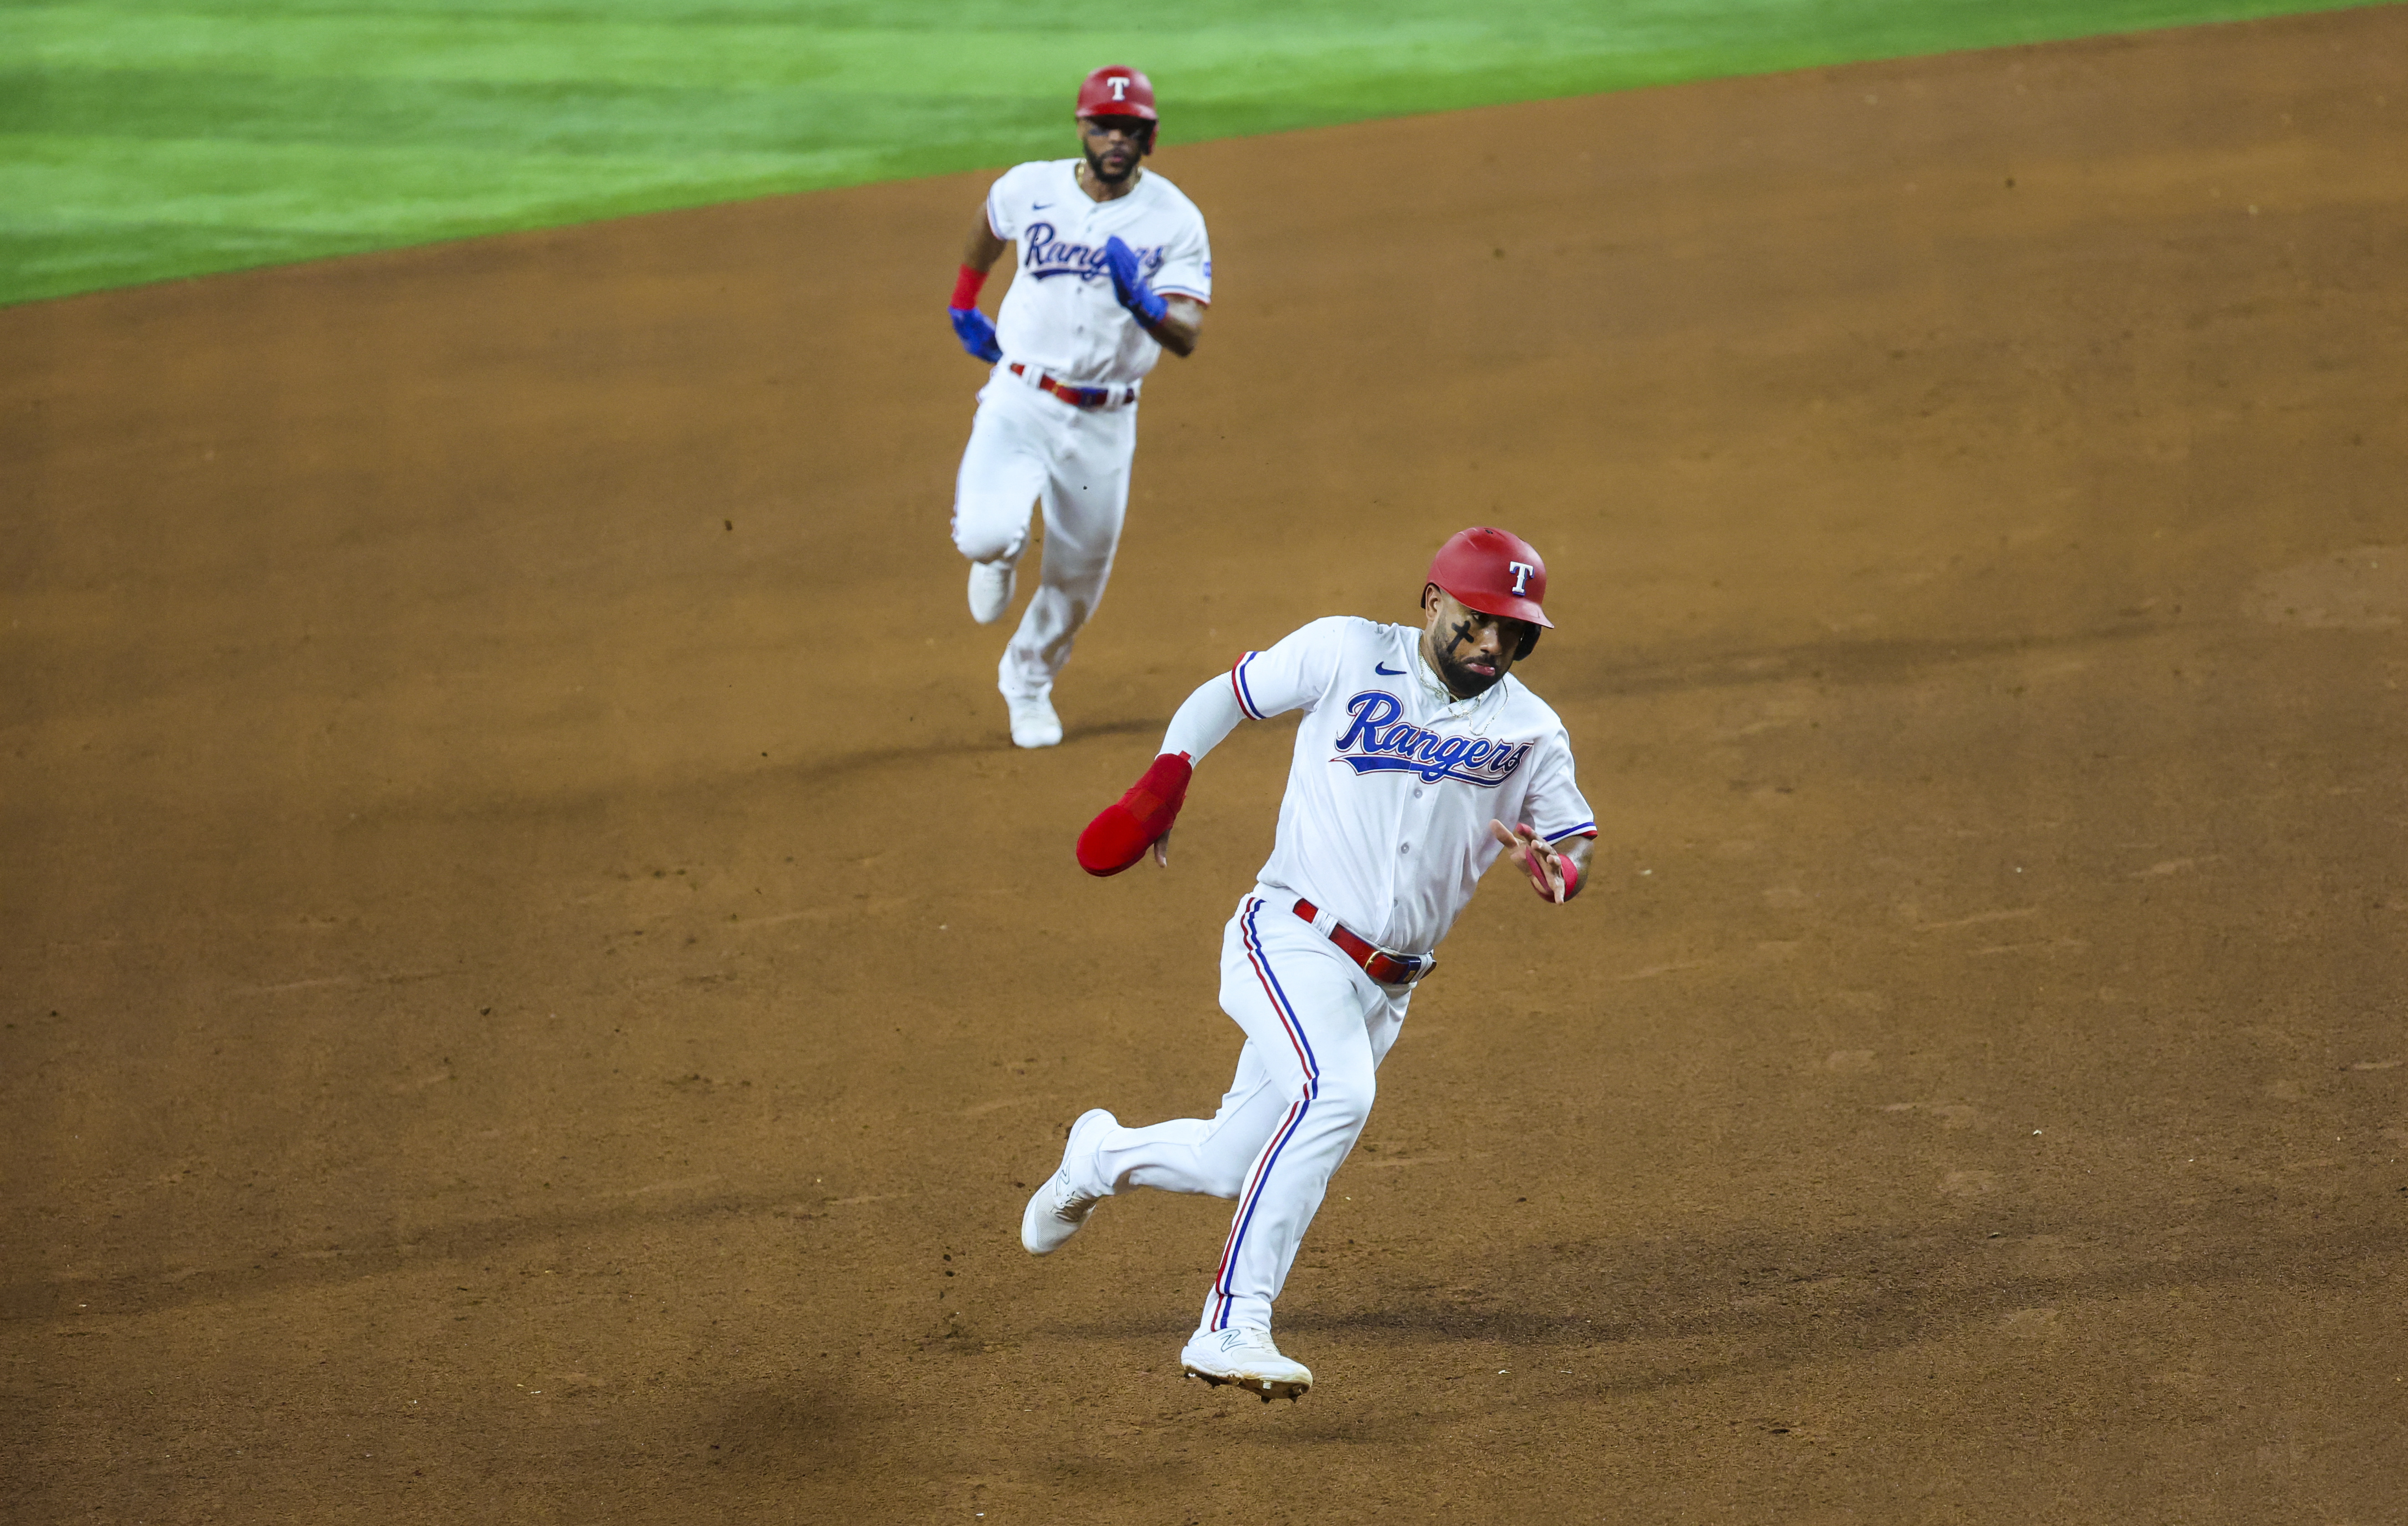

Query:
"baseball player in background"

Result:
[[945, 66, 1213, 748], [1019, 528, 1598, 1400]]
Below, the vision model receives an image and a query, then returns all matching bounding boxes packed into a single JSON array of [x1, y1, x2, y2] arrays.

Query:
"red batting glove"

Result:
[[1552, 847, 1582, 903], [1496, 820, 1578, 903], [1077, 753, 1194, 877]]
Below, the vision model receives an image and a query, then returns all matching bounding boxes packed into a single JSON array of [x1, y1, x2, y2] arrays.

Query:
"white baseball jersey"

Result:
[[986, 160, 1212, 386], [1228, 617, 1595, 955]]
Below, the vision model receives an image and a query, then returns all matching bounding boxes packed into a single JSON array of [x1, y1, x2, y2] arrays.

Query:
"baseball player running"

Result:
[[1019, 528, 1597, 1401], [945, 66, 1212, 749]]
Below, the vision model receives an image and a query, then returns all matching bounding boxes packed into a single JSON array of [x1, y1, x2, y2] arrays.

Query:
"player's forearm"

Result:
[[1558, 835, 1596, 900], [1161, 671, 1247, 762], [962, 214, 1007, 274], [1144, 296, 1203, 358]]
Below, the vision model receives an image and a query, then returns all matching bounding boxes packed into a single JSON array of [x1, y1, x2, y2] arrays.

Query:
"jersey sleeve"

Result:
[[984, 164, 1033, 242], [1521, 725, 1598, 845], [1150, 201, 1212, 304], [1225, 616, 1352, 721]]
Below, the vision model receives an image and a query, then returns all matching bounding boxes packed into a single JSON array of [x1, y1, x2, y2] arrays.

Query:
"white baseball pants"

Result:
[[950, 366, 1138, 702], [1087, 891, 1411, 1336]]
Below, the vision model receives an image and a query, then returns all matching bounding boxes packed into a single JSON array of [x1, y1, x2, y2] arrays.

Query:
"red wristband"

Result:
[[949, 265, 987, 311], [1557, 852, 1581, 900]]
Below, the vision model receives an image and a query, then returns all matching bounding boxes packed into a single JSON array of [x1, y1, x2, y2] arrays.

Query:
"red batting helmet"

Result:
[[1429, 527, 1553, 657], [1076, 66, 1158, 123]]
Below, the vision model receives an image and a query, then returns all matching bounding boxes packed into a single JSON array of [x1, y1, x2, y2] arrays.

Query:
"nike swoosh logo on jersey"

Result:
[[1375, 663, 1406, 675], [1031, 201, 1055, 209]]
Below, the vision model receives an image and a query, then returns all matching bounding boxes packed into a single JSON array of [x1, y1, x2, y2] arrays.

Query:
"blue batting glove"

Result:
[[948, 306, 1002, 362], [1102, 236, 1169, 326]]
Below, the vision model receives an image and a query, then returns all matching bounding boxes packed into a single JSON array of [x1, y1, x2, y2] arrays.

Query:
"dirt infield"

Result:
[[5, 9, 2406, 1521]]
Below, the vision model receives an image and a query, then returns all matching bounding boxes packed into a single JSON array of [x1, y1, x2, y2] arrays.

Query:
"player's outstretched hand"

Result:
[[948, 305, 1002, 362], [1489, 819, 1578, 904], [1078, 752, 1193, 877], [1101, 236, 1169, 327]]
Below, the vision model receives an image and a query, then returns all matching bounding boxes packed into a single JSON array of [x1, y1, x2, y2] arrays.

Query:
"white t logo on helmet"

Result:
[[1109, 77, 1130, 100], [1508, 560, 1535, 596]]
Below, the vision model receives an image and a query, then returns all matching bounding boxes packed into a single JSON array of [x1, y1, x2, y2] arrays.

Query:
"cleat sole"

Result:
[[1182, 1364, 1310, 1403]]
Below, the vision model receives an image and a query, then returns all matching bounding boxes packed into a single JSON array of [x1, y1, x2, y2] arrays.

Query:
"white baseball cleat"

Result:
[[1181, 1326, 1313, 1403], [1006, 691, 1064, 749], [1020, 1107, 1115, 1255], [967, 560, 1017, 624]]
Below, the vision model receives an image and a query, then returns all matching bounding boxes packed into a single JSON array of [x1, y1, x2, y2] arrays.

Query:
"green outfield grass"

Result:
[[3, 0, 2379, 305]]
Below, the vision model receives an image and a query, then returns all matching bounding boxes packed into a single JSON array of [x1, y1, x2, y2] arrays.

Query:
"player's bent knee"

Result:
[[952, 517, 1025, 565], [1317, 1075, 1376, 1133], [951, 491, 1035, 564]]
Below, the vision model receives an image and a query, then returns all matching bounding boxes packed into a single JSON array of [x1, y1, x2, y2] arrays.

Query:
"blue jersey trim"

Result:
[[1231, 653, 1266, 720]]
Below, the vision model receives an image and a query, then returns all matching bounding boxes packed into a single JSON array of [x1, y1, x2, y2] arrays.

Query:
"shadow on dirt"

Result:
[[678, 1381, 885, 1482], [1054, 1192, 2401, 1403]]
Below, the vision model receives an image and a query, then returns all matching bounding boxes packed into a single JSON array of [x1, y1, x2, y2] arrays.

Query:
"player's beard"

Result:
[[1083, 140, 1140, 188], [1427, 639, 1507, 699]]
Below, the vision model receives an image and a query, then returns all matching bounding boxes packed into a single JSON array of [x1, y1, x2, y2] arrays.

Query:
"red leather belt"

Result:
[[1292, 898, 1436, 986], [1009, 362, 1137, 409]]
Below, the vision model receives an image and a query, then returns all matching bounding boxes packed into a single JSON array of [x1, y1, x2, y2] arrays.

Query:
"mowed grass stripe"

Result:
[[3, 134, 823, 232], [6, 0, 2383, 305]]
